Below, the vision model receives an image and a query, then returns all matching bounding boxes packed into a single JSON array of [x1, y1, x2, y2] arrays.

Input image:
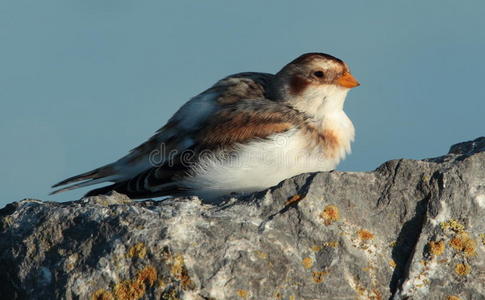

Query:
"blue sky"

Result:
[[1, 1, 484, 206]]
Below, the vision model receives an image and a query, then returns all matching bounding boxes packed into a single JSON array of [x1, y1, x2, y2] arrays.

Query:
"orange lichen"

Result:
[[237, 289, 248, 298], [302, 257, 313, 269], [114, 280, 145, 300], [93, 266, 157, 300], [428, 240, 446, 256], [357, 229, 375, 241], [137, 266, 157, 287], [285, 194, 303, 205], [447, 296, 462, 300], [128, 242, 147, 259], [312, 271, 328, 283], [91, 289, 114, 300], [454, 263, 471, 276], [113, 266, 157, 300], [320, 205, 340, 225], [449, 233, 476, 257], [372, 289, 383, 300]]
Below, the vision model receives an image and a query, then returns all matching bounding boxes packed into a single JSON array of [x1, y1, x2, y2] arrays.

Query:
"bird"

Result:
[[51, 52, 360, 201]]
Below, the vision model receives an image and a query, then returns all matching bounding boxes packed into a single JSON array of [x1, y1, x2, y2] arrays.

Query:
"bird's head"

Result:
[[272, 53, 360, 117]]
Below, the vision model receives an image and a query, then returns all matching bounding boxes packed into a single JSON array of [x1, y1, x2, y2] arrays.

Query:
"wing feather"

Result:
[[98, 99, 308, 198], [52, 72, 310, 198]]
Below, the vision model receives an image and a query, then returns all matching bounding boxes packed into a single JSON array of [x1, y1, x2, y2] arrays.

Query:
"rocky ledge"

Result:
[[1, 137, 484, 300]]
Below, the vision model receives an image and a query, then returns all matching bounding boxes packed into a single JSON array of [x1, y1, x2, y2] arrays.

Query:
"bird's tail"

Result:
[[50, 164, 117, 195]]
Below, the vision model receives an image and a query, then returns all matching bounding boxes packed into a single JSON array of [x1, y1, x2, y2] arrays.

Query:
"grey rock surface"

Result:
[[1, 137, 484, 300]]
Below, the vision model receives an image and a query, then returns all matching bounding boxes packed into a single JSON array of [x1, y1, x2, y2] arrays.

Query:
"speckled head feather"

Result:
[[288, 52, 345, 66], [270, 52, 359, 103]]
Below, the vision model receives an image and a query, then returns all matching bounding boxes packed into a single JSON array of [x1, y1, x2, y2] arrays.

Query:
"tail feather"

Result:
[[51, 164, 116, 194], [51, 170, 98, 188], [51, 160, 186, 198], [50, 177, 112, 195]]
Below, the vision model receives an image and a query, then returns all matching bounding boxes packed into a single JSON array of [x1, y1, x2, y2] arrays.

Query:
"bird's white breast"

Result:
[[183, 113, 354, 199]]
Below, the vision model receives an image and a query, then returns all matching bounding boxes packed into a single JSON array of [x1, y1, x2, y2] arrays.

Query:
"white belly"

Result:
[[182, 129, 345, 199]]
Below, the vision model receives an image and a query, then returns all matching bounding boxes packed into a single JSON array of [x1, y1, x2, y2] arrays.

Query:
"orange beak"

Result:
[[337, 72, 360, 88]]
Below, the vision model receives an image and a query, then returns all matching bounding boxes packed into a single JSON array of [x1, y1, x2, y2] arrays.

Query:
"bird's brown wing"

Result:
[[83, 98, 309, 199], [51, 72, 277, 195]]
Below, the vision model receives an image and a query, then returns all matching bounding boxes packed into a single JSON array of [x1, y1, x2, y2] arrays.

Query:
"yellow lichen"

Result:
[[388, 241, 397, 247], [310, 245, 322, 252], [447, 296, 461, 300], [320, 205, 340, 225], [91, 289, 114, 300], [65, 253, 79, 272], [254, 250, 268, 259], [428, 240, 446, 256], [170, 255, 195, 290], [449, 233, 476, 257], [171, 255, 184, 277], [357, 229, 375, 241], [311, 242, 338, 251], [128, 242, 147, 259], [351, 279, 382, 300], [479, 233, 485, 246], [237, 289, 248, 298], [158, 279, 167, 290], [454, 263, 471, 276], [440, 219, 465, 233], [388, 259, 397, 268], [2, 215, 14, 228], [362, 266, 375, 272], [302, 257, 313, 269], [312, 271, 328, 283], [323, 241, 339, 248]]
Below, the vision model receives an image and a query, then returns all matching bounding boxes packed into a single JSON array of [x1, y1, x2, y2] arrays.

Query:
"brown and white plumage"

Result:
[[51, 53, 360, 200]]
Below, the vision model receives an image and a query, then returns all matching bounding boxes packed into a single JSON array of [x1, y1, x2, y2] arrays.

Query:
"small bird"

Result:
[[52, 53, 360, 200]]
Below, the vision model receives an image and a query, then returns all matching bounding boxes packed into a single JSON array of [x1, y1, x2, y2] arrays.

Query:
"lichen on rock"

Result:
[[0, 137, 484, 299]]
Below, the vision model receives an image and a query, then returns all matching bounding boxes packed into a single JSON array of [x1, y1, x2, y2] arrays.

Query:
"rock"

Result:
[[0, 137, 484, 300]]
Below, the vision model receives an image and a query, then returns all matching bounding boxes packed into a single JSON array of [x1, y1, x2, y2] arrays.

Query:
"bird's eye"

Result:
[[313, 71, 324, 78]]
